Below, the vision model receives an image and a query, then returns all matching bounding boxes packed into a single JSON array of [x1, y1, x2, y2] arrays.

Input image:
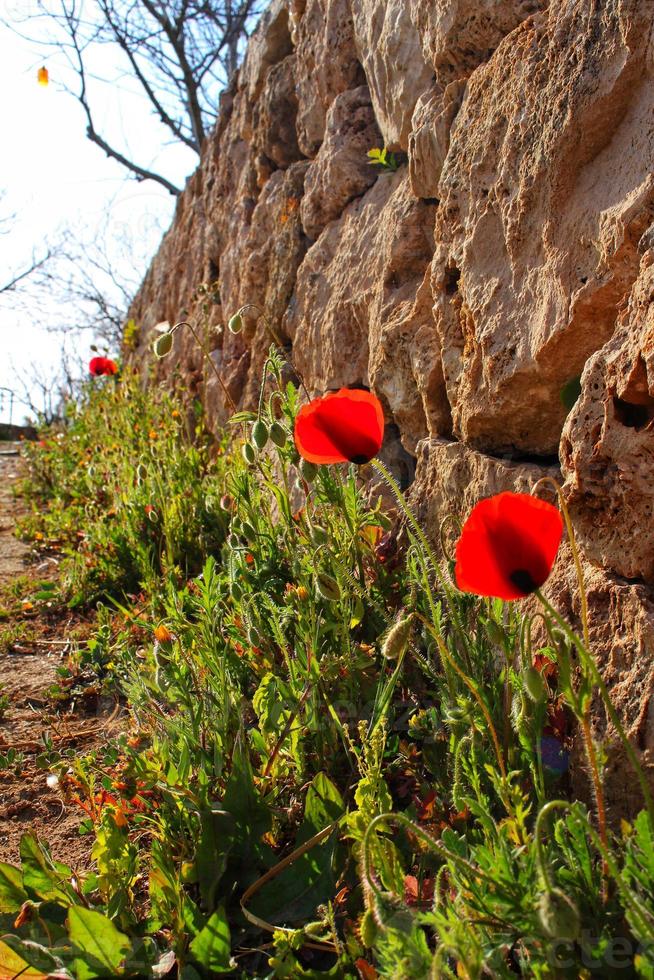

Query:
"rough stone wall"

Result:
[[128, 0, 654, 814]]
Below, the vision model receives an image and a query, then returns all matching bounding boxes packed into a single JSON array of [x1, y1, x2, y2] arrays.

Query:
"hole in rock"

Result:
[[444, 266, 460, 296], [613, 396, 654, 431], [208, 258, 219, 283]]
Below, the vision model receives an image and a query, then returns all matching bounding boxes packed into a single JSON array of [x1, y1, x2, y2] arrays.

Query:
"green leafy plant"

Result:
[[367, 146, 400, 172], [2, 335, 653, 979]]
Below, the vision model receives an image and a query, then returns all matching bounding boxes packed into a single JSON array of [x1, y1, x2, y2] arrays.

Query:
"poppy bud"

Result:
[[242, 521, 257, 543], [269, 421, 287, 447], [153, 331, 173, 358], [227, 533, 240, 549], [247, 625, 261, 646], [219, 494, 235, 512], [242, 442, 256, 465], [228, 312, 243, 334], [300, 459, 318, 483], [296, 585, 309, 601], [359, 909, 378, 947], [231, 580, 242, 601], [538, 888, 580, 940], [485, 619, 505, 646], [523, 666, 546, 702], [311, 525, 329, 545], [382, 615, 413, 660], [316, 572, 341, 602], [252, 419, 269, 449], [136, 463, 147, 484]]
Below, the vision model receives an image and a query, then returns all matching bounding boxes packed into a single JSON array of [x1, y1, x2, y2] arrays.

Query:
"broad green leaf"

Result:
[[68, 906, 131, 979], [251, 773, 344, 925], [20, 834, 75, 905], [189, 907, 231, 972], [0, 861, 27, 912], [300, 772, 344, 843]]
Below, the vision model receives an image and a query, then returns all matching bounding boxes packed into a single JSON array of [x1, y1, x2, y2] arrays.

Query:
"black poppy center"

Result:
[[509, 568, 538, 595], [348, 452, 373, 465]]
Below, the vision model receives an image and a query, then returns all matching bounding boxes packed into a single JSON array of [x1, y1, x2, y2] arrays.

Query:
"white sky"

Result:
[[0, 2, 199, 423]]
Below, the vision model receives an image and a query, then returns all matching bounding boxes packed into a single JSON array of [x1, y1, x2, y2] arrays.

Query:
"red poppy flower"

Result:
[[294, 388, 384, 464], [89, 356, 118, 377], [454, 492, 563, 600]]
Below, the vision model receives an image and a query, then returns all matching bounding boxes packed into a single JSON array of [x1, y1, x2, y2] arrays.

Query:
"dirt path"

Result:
[[0, 445, 30, 586], [0, 445, 116, 870]]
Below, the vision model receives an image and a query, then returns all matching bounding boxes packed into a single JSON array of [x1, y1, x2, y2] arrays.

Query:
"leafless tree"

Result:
[[3, 210, 162, 350], [8, 0, 265, 194], [0, 193, 58, 296], [10, 347, 84, 426]]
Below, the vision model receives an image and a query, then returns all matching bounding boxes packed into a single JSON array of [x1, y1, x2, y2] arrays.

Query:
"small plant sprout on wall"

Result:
[[367, 146, 400, 172]]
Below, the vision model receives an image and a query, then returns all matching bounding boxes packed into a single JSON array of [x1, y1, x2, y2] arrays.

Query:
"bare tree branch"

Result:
[[4, 0, 265, 191]]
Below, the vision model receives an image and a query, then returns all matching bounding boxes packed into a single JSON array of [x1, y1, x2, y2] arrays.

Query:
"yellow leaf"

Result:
[[37, 66, 49, 86], [0, 939, 48, 978]]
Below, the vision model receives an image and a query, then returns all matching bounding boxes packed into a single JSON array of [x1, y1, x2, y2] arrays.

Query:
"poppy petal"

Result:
[[294, 388, 384, 465], [455, 492, 563, 600], [89, 357, 118, 377]]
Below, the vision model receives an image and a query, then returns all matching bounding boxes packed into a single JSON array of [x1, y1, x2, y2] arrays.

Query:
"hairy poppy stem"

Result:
[[532, 477, 589, 648], [362, 812, 517, 914], [536, 591, 654, 831], [171, 320, 237, 413], [415, 612, 508, 787], [237, 304, 312, 402], [534, 800, 570, 891]]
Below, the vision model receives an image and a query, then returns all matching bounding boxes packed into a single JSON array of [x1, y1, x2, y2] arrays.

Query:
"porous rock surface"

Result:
[[128, 0, 654, 810]]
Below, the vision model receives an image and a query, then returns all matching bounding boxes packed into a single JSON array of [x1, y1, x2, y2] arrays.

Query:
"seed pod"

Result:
[[242, 442, 256, 465], [300, 459, 318, 483], [252, 419, 269, 449], [359, 908, 378, 947], [523, 665, 547, 703], [382, 615, 413, 660], [538, 888, 580, 941], [242, 521, 257, 543], [153, 331, 173, 358], [311, 525, 329, 545], [316, 572, 341, 602], [228, 312, 243, 334], [136, 463, 147, 483], [269, 421, 287, 447], [485, 619, 505, 646]]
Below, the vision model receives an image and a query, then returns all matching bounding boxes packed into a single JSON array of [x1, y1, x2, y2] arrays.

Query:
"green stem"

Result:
[[534, 800, 569, 890], [415, 613, 508, 787], [172, 320, 237, 412], [537, 591, 654, 829]]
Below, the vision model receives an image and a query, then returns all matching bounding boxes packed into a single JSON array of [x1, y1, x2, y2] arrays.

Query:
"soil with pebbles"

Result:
[[0, 444, 118, 869]]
